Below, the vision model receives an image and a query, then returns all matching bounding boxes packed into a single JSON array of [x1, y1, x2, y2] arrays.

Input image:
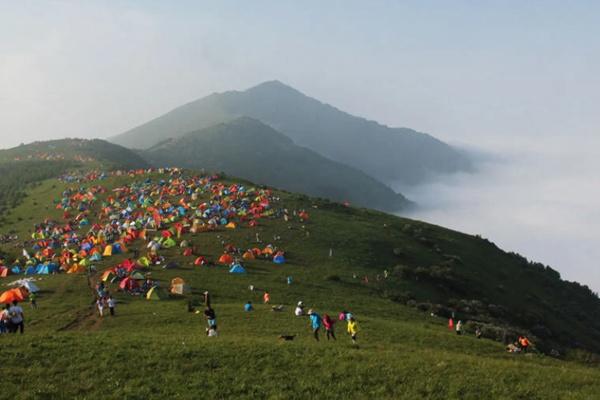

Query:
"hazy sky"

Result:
[[1, 1, 599, 289]]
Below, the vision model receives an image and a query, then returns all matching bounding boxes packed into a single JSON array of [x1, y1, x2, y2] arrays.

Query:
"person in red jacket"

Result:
[[323, 314, 336, 341]]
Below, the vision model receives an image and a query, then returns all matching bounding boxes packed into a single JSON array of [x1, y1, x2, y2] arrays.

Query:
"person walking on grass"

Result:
[[0, 304, 10, 334], [308, 309, 322, 341], [456, 320, 463, 335], [107, 295, 116, 316], [323, 314, 336, 341], [9, 301, 24, 334], [29, 292, 38, 309], [96, 297, 105, 317], [347, 316, 358, 345]]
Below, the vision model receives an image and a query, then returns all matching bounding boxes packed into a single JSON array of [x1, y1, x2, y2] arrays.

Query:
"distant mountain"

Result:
[[111, 81, 472, 185], [142, 117, 409, 212], [0, 138, 149, 170]]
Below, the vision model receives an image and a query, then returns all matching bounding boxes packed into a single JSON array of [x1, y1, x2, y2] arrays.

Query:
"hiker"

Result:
[[9, 301, 24, 334], [29, 291, 38, 309], [456, 320, 463, 335], [308, 309, 322, 341], [475, 326, 482, 339], [0, 304, 10, 334], [263, 291, 271, 304], [244, 301, 254, 312], [518, 336, 531, 353], [347, 316, 358, 345], [295, 301, 305, 317], [323, 314, 336, 340], [107, 295, 116, 316], [96, 297, 105, 317]]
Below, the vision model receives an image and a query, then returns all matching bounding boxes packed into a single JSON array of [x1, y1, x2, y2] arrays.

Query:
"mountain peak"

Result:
[[244, 80, 303, 96]]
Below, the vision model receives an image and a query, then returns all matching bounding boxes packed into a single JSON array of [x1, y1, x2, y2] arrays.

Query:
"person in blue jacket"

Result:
[[244, 301, 253, 312], [308, 309, 322, 341]]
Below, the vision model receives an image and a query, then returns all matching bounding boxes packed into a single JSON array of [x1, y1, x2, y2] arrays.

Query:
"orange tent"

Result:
[[218, 254, 234, 265], [0, 288, 27, 304], [242, 251, 255, 260]]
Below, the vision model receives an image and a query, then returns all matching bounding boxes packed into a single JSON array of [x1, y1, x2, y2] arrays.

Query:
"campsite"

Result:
[[0, 165, 598, 399]]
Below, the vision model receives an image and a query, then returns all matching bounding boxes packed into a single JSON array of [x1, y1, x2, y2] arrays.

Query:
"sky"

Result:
[[1, 1, 599, 289]]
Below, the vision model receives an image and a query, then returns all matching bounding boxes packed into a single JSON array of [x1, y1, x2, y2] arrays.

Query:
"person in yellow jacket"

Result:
[[347, 316, 358, 345]]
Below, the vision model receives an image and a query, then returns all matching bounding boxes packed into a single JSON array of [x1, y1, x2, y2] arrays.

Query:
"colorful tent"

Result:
[[146, 286, 167, 300], [273, 254, 286, 264], [242, 251, 255, 260], [0, 287, 27, 304], [218, 254, 234, 265], [119, 277, 139, 291], [229, 264, 246, 274]]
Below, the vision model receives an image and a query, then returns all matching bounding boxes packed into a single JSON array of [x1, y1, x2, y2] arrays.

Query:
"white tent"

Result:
[[22, 281, 40, 293]]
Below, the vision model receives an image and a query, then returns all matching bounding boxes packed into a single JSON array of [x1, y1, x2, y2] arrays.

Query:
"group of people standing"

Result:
[[0, 301, 25, 334], [307, 309, 358, 344]]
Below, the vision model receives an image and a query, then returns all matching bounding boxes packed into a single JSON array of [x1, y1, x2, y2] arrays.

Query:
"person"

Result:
[[96, 297, 105, 317], [263, 291, 270, 304], [347, 316, 358, 345], [29, 292, 38, 309], [204, 306, 217, 333], [519, 336, 531, 353], [295, 301, 305, 317], [448, 318, 454, 331], [475, 326, 482, 339], [286, 276, 293, 285], [107, 295, 116, 316], [9, 301, 24, 334], [323, 314, 336, 341], [0, 304, 10, 334], [244, 301, 253, 312], [308, 309, 322, 341], [456, 320, 463, 335]]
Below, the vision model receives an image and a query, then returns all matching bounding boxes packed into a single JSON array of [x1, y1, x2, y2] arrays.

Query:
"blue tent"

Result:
[[11, 266, 21, 274], [90, 253, 102, 262], [229, 264, 246, 274], [25, 266, 36, 275], [273, 255, 286, 264]]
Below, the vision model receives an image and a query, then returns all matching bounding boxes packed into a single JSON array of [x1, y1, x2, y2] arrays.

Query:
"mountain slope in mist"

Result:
[[142, 117, 409, 212], [111, 81, 472, 185]]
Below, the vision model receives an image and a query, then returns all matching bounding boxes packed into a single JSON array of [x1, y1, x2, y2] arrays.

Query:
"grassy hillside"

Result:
[[0, 138, 149, 170], [0, 168, 599, 399], [142, 117, 409, 212], [110, 80, 472, 185]]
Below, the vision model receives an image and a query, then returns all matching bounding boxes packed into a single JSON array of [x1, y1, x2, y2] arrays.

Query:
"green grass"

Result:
[[0, 171, 599, 399]]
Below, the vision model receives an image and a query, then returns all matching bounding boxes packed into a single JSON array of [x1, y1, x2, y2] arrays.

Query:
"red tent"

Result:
[[119, 277, 139, 291]]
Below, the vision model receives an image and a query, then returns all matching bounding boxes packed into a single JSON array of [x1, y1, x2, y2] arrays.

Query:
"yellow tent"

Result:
[[225, 222, 236, 229], [103, 245, 113, 257]]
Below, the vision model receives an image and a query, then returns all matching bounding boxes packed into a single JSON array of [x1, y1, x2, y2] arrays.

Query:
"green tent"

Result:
[[146, 286, 168, 301]]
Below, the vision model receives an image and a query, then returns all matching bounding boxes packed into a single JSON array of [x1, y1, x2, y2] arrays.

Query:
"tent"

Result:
[[170, 278, 190, 295], [0, 266, 10, 277], [67, 264, 86, 274], [21, 281, 39, 293], [146, 286, 167, 300], [218, 254, 234, 265], [273, 254, 286, 264], [225, 222, 236, 229], [229, 264, 246, 274], [137, 257, 150, 267], [101, 270, 115, 282], [11, 266, 21, 274], [242, 251, 255, 260], [130, 271, 145, 280], [182, 248, 193, 257], [119, 277, 139, 291], [90, 253, 102, 262], [162, 237, 176, 248], [194, 256, 207, 266], [0, 288, 27, 304], [25, 266, 36, 275], [103, 245, 113, 257], [163, 261, 179, 270]]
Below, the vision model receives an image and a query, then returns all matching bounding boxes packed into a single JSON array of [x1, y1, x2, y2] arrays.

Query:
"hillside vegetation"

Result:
[[0, 166, 598, 399], [0, 138, 149, 170], [111, 80, 472, 185], [143, 117, 409, 212]]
